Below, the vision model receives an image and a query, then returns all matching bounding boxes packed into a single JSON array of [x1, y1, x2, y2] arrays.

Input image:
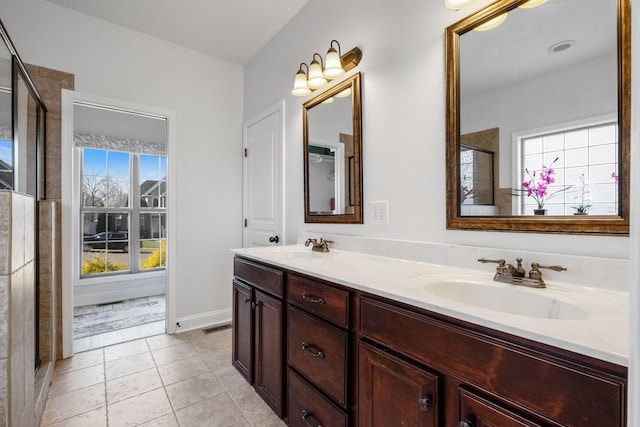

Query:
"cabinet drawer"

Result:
[[359, 297, 625, 427], [459, 388, 542, 427], [234, 257, 283, 298], [288, 369, 347, 427], [288, 306, 348, 406], [288, 274, 349, 328]]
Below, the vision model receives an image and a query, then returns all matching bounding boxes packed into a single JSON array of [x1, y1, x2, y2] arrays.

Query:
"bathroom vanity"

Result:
[[231, 245, 627, 426]]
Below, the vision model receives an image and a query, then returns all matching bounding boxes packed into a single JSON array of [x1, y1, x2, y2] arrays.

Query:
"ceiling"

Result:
[[459, 0, 616, 97], [45, 0, 310, 65]]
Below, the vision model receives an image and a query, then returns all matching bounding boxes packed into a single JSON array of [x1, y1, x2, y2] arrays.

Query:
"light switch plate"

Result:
[[371, 200, 389, 225]]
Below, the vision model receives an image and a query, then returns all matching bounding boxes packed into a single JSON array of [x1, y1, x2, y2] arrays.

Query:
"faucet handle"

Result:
[[529, 262, 567, 280], [320, 238, 334, 244], [477, 258, 506, 265]]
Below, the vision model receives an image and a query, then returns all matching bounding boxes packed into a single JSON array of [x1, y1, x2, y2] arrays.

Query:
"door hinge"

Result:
[[244, 218, 247, 227], [244, 148, 248, 157]]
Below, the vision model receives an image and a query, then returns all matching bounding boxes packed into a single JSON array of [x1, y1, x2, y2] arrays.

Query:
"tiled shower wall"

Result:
[[25, 64, 74, 360], [0, 191, 36, 427]]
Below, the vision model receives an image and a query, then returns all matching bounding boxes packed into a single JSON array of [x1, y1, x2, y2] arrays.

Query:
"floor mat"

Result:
[[73, 295, 165, 338]]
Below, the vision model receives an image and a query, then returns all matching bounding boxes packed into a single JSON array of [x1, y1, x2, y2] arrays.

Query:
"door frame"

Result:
[[242, 100, 285, 248], [61, 89, 177, 358]]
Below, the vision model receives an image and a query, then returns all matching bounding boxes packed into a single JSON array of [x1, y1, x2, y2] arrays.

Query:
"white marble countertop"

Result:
[[231, 245, 629, 367]]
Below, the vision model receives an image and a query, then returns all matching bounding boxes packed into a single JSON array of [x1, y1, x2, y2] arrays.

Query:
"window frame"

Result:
[[79, 147, 167, 279], [512, 114, 619, 216]]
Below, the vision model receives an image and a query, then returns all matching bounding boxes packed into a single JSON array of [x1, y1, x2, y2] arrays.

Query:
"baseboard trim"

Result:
[[173, 308, 232, 334]]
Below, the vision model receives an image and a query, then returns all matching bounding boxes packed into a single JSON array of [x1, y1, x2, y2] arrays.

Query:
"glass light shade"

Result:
[[307, 60, 327, 89], [518, 0, 548, 8], [474, 13, 507, 31], [323, 48, 345, 79], [335, 87, 352, 98], [444, 0, 477, 10], [322, 97, 334, 104], [291, 70, 311, 96]]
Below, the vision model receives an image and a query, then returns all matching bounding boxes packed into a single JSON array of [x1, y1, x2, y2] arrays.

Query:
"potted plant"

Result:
[[519, 157, 570, 215], [571, 174, 591, 215]]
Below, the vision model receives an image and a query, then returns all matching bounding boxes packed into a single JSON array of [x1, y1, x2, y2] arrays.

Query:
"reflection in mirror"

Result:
[[0, 37, 11, 190], [304, 72, 362, 223], [446, 0, 630, 234]]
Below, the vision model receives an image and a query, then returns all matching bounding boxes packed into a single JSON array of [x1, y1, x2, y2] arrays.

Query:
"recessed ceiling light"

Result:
[[548, 40, 576, 53]]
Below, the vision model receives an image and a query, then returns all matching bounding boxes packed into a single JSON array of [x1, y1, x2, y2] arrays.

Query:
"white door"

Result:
[[243, 101, 283, 247]]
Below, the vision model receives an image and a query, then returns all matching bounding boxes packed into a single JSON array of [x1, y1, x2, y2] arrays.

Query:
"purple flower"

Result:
[[611, 172, 619, 183], [520, 157, 567, 209]]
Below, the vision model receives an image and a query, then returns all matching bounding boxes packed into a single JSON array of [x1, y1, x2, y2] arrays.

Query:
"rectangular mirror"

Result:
[[304, 72, 362, 223], [445, 0, 630, 235]]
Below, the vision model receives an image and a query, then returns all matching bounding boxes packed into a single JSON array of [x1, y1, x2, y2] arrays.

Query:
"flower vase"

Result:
[[533, 208, 547, 216]]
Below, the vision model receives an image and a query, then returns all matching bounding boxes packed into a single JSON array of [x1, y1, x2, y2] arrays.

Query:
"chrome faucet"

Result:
[[305, 238, 334, 253], [478, 258, 566, 288]]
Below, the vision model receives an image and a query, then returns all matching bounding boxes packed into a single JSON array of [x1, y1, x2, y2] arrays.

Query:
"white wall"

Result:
[[0, 0, 244, 328], [244, 0, 630, 261], [462, 53, 617, 187]]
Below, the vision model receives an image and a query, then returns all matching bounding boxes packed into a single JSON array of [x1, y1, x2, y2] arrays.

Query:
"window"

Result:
[[81, 148, 166, 276], [518, 119, 618, 216]]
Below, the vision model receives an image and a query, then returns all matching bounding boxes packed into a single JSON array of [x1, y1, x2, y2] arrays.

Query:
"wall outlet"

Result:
[[370, 201, 389, 225]]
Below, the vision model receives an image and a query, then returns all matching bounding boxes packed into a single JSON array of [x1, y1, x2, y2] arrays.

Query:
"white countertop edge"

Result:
[[231, 245, 629, 367]]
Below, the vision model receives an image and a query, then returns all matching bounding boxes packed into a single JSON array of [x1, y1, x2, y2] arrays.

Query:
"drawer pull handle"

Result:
[[302, 293, 325, 305], [418, 397, 432, 412], [302, 342, 325, 359], [302, 410, 322, 427]]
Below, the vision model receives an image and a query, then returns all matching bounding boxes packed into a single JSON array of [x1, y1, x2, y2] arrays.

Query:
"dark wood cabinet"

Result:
[[232, 255, 627, 426], [232, 257, 284, 417], [358, 340, 439, 427], [254, 290, 283, 416], [288, 369, 347, 427], [232, 280, 253, 382], [359, 296, 626, 427], [459, 388, 543, 427]]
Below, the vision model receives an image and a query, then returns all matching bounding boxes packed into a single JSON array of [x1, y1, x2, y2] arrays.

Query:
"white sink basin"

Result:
[[423, 278, 588, 320]]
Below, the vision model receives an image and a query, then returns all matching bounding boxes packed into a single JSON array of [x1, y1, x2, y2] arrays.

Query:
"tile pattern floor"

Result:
[[40, 326, 287, 427]]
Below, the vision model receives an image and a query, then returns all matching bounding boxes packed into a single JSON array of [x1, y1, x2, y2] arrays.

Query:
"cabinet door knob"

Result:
[[251, 302, 257, 309], [302, 293, 325, 305], [301, 342, 325, 359], [418, 397, 432, 412], [301, 410, 321, 427], [269, 235, 279, 243], [459, 420, 474, 427], [243, 297, 250, 303]]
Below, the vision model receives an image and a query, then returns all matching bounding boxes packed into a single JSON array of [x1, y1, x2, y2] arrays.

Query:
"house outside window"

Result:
[[80, 146, 166, 276]]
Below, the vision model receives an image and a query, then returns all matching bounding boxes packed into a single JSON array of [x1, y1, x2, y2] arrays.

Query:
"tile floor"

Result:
[[39, 326, 287, 427]]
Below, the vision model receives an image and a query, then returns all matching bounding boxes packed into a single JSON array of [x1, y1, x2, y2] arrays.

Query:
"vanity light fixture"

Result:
[[335, 87, 352, 98], [291, 40, 362, 97], [473, 12, 507, 31], [518, 0, 548, 8], [324, 40, 345, 78], [307, 53, 328, 89], [291, 63, 312, 96], [444, 0, 477, 10]]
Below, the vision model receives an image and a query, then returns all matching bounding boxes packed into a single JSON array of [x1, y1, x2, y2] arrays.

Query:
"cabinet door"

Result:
[[254, 289, 283, 417], [459, 389, 543, 427], [358, 341, 439, 427], [232, 280, 253, 383]]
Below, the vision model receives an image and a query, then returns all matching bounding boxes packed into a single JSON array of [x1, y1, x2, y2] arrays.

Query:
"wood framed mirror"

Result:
[[303, 72, 363, 223], [445, 0, 630, 235]]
